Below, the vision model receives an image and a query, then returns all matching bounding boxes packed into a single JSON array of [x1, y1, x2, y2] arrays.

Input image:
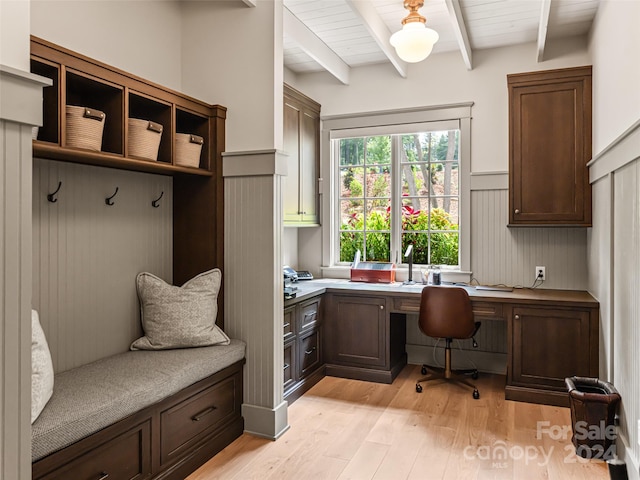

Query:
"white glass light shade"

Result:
[[390, 22, 439, 63]]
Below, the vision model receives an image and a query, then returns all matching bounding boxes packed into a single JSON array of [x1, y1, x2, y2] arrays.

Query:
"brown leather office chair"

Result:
[[416, 286, 481, 399]]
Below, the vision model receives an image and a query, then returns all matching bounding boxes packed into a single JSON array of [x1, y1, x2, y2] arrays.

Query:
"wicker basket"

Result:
[[128, 118, 163, 161], [175, 133, 203, 168], [66, 105, 105, 151]]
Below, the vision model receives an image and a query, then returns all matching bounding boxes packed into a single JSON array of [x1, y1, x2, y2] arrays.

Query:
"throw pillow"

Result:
[[32, 309, 54, 424], [130, 269, 230, 350]]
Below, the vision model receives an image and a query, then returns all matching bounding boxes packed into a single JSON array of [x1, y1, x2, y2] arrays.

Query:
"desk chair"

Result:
[[416, 286, 481, 399]]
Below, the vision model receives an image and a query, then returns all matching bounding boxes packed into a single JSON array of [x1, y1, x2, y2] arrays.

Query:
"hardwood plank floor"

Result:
[[188, 366, 609, 480]]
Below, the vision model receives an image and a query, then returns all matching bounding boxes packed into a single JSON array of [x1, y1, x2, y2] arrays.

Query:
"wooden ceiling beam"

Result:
[[445, 0, 473, 70], [344, 0, 408, 78], [284, 7, 351, 85]]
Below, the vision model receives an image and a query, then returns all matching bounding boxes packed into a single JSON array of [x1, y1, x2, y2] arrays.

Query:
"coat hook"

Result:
[[105, 187, 119, 206], [152, 191, 164, 208], [47, 181, 62, 203]]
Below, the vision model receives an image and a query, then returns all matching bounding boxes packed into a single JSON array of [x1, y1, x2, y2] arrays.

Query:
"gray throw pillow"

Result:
[[130, 269, 230, 350], [32, 309, 54, 423]]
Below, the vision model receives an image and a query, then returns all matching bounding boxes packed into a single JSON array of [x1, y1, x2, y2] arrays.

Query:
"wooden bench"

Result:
[[32, 340, 246, 480]]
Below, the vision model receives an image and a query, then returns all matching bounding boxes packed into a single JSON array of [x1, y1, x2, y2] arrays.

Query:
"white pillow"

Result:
[[31, 309, 54, 424], [130, 269, 231, 350]]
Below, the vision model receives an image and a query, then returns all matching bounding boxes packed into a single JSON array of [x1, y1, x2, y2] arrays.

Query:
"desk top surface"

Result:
[[285, 278, 598, 309]]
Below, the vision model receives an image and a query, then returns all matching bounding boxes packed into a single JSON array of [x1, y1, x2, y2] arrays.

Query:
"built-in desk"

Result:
[[286, 279, 599, 407]]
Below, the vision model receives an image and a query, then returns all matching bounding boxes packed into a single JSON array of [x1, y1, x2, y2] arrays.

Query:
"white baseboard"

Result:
[[406, 344, 507, 375], [617, 433, 640, 480], [242, 401, 289, 440]]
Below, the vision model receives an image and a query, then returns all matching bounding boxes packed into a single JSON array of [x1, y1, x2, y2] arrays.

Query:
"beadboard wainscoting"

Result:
[[589, 120, 640, 476], [223, 149, 289, 440], [0, 65, 50, 480], [32, 159, 173, 373]]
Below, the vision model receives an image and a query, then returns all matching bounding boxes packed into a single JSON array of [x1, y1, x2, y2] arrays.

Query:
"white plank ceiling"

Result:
[[280, 0, 600, 82]]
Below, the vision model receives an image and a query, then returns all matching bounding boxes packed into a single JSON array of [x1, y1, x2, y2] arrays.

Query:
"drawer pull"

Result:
[[305, 347, 316, 355], [97, 473, 109, 480], [284, 363, 290, 370], [192, 406, 217, 422]]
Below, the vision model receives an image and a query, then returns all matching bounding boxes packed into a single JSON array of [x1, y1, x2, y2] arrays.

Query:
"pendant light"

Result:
[[390, 0, 439, 63]]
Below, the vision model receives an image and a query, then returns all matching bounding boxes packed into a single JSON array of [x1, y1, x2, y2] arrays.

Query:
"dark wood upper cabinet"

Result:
[[508, 66, 592, 226], [283, 84, 320, 226]]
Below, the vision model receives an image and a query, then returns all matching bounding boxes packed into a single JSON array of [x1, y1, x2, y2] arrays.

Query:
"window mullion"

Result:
[[390, 136, 402, 264]]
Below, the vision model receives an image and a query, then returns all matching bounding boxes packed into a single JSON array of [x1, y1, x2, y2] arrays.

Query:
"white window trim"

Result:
[[320, 103, 473, 280]]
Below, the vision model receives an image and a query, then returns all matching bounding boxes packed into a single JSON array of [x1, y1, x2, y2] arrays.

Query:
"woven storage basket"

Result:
[[66, 105, 105, 151], [175, 133, 204, 168], [128, 118, 163, 161]]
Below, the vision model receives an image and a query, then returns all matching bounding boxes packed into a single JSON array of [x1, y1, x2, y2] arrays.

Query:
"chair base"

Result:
[[415, 339, 480, 399]]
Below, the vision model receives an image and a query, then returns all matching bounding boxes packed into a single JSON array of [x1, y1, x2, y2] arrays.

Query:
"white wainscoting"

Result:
[[32, 159, 172, 373], [588, 119, 640, 477], [0, 65, 50, 480], [223, 149, 289, 440]]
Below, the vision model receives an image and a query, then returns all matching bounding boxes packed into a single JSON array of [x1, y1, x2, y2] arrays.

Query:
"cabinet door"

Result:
[[284, 338, 297, 393], [283, 98, 301, 223], [508, 67, 591, 226], [326, 295, 387, 368], [300, 109, 319, 223], [510, 306, 591, 390], [283, 84, 320, 226]]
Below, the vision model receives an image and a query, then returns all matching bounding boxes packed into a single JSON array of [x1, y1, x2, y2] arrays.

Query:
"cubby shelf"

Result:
[[30, 36, 226, 177]]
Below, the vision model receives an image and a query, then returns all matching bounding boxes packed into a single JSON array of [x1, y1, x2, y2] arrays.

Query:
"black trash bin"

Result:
[[565, 376, 621, 460]]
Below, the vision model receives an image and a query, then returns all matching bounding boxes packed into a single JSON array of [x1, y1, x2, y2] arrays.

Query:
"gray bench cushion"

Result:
[[32, 339, 246, 461]]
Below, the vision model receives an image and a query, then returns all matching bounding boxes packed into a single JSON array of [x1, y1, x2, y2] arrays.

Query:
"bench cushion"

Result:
[[31, 339, 246, 461]]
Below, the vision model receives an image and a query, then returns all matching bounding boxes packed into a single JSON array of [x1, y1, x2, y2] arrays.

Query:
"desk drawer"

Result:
[[472, 302, 503, 320], [160, 376, 237, 465], [299, 298, 321, 332], [393, 297, 421, 313], [299, 329, 321, 378]]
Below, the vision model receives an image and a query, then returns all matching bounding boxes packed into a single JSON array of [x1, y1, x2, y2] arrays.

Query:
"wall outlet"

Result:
[[535, 266, 546, 281]]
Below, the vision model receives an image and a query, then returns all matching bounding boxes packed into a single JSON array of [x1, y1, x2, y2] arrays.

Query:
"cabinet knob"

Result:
[[380, 305, 384, 310], [514, 315, 520, 320], [514, 209, 520, 214]]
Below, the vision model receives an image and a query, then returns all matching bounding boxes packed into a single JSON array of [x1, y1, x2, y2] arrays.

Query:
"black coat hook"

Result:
[[47, 181, 62, 203], [152, 191, 164, 208], [105, 187, 119, 206]]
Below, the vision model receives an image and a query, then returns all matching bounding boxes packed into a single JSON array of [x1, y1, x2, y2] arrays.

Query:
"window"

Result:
[[323, 103, 471, 272]]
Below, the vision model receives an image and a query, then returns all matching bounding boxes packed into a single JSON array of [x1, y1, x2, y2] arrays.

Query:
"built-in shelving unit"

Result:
[[30, 34, 227, 289], [30, 36, 226, 178]]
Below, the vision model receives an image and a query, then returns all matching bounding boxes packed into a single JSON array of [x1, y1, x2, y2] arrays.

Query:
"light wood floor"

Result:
[[188, 365, 608, 480]]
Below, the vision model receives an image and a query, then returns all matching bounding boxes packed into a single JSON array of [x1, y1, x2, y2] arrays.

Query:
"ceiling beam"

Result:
[[240, 0, 257, 7], [344, 0, 408, 78], [444, 0, 473, 70], [537, 0, 552, 62], [284, 8, 351, 85]]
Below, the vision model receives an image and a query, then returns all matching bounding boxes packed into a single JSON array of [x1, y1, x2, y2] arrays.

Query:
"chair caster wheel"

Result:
[[473, 389, 480, 399], [421, 365, 427, 375], [416, 383, 423, 393], [472, 371, 479, 380]]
